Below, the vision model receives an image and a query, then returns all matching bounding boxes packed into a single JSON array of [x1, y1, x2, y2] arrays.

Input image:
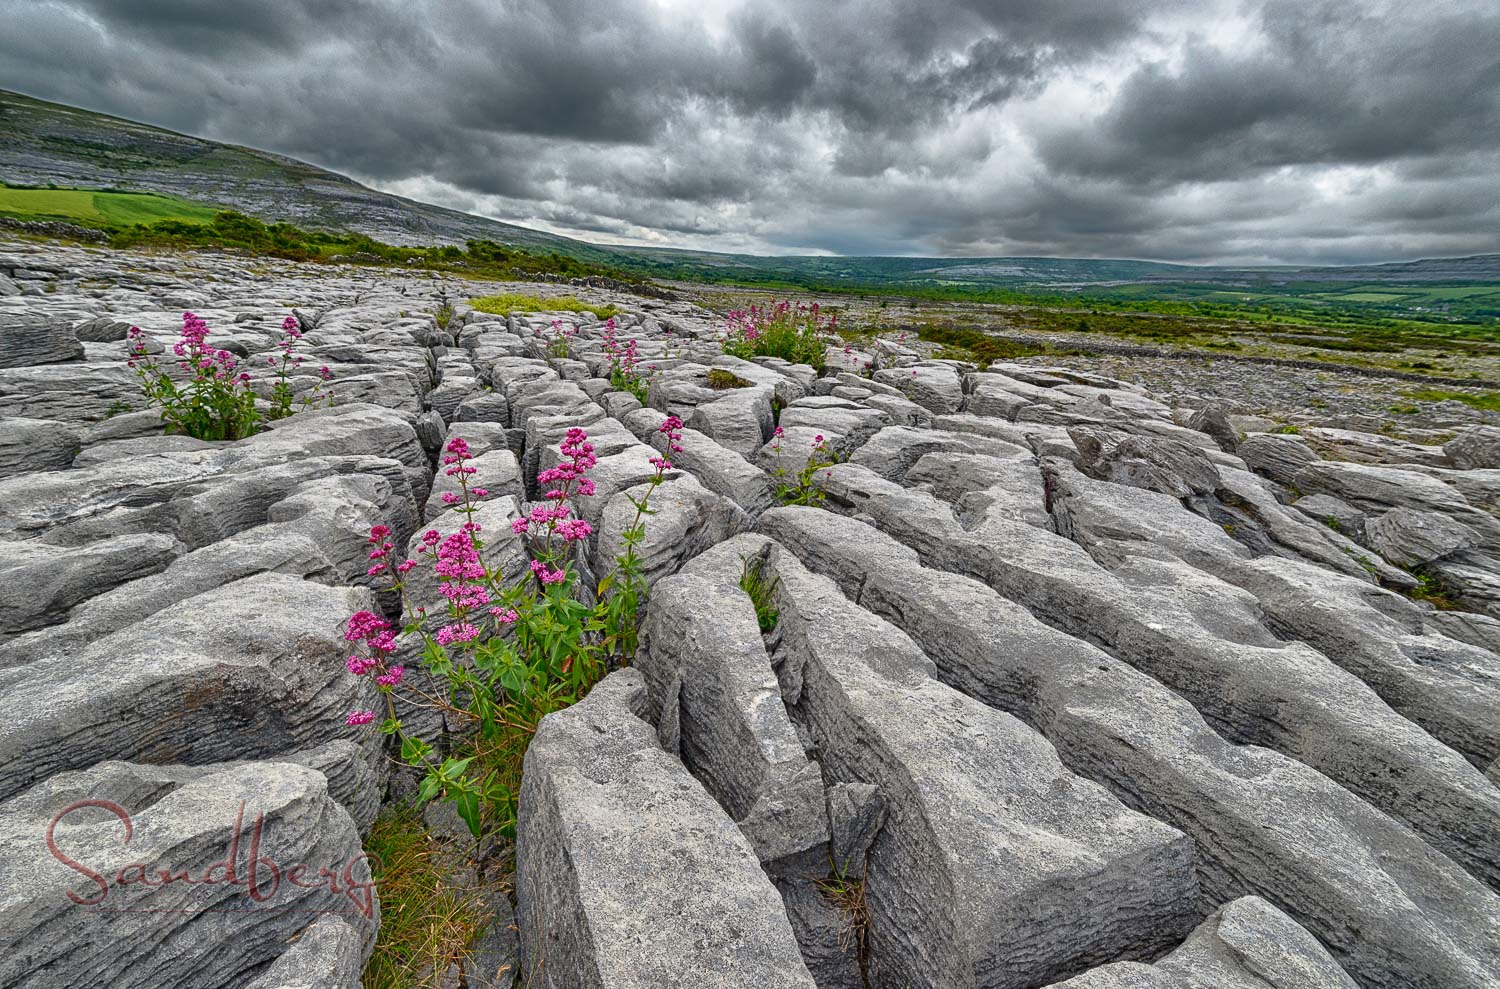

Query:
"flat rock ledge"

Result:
[[0, 237, 1498, 988]]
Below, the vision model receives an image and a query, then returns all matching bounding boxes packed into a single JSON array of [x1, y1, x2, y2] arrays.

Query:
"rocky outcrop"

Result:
[[3, 235, 1497, 989], [515, 670, 817, 989]]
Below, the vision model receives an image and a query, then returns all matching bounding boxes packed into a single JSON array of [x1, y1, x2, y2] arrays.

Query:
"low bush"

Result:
[[721, 301, 832, 370], [126, 312, 333, 440], [343, 419, 685, 839], [913, 323, 1055, 364]]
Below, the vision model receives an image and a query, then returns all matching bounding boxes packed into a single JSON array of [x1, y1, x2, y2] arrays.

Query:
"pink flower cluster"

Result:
[[343, 605, 406, 725], [651, 415, 684, 471], [366, 524, 397, 577]]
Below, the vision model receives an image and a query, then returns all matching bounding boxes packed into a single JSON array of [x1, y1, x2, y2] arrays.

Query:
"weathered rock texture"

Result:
[[3, 236, 1498, 989]]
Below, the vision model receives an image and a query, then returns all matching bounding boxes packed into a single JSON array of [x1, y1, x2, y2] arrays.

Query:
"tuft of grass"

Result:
[[1408, 572, 1461, 611], [469, 293, 620, 321], [739, 555, 781, 633], [815, 866, 871, 958], [1402, 389, 1500, 413], [706, 368, 754, 390], [362, 803, 500, 988], [1270, 424, 1302, 435]]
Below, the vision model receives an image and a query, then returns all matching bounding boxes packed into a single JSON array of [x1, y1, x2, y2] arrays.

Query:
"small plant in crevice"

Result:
[[603, 316, 652, 404], [361, 803, 498, 988], [434, 290, 456, 331], [539, 318, 577, 360], [127, 312, 257, 441], [342, 418, 685, 840], [738, 554, 780, 633], [266, 316, 335, 420], [816, 862, 871, 959], [1408, 571, 1461, 610], [706, 368, 753, 390], [768, 427, 837, 507]]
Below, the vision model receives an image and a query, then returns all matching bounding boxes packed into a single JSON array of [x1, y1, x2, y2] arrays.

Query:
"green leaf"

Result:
[[400, 736, 432, 764], [417, 771, 444, 803], [454, 790, 482, 839], [441, 755, 475, 781]]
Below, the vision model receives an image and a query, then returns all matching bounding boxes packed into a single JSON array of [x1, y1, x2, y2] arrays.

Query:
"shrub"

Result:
[[721, 301, 832, 370], [913, 323, 1055, 364], [343, 419, 685, 839], [127, 313, 334, 440]]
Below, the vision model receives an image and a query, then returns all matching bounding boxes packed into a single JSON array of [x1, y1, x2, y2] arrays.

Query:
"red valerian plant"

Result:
[[343, 419, 684, 839], [768, 426, 836, 507], [127, 312, 334, 440], [267, 316, 335, 420], [721, 300, 835, 370], [602, 316, 650, 404]]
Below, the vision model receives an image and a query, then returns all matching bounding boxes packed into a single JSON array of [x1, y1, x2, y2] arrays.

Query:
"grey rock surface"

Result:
[[7, 238, 1500, 989], [1053, 896, 1357, 988], [0, 760, 376, 989], [515, 669, 817, 989], [1366, 506, 1478, 566]]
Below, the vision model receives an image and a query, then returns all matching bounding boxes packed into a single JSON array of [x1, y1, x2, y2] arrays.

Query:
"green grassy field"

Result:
[[0, 184, 221, 227]]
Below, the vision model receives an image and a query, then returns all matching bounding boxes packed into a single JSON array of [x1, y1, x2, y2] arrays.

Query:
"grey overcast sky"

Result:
[[3, 0, 1499, 263]]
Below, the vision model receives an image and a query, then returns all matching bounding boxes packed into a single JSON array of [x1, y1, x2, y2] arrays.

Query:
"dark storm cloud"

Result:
[[1038, 0, 1500, 187], [1, 0, 1497, 262]]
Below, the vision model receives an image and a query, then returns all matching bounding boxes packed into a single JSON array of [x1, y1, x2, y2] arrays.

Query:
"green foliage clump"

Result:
[[739, 554, 781, 633], [1403, 389, 1500, 413], [1406, 572, 1461, 610], [351, 420, 683, 842], [707, 368, 754, 389], [914, 323, 1055, 364], [769, 430, 837, 506], [721, 301, 833, 370], [469, 292, 621, 320]]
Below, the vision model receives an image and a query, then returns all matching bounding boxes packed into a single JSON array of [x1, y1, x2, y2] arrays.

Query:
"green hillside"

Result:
[[0, 183, 221, 226]]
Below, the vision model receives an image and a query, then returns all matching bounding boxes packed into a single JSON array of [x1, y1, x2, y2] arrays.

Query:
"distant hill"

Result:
[[3, 86, 1499, 300], [0, 87, 624, 261]]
